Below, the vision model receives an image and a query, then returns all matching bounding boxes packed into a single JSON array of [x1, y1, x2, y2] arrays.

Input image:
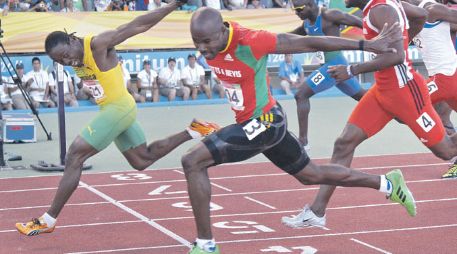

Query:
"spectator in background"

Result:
[[148, 0, 166, 10], [278, 54, 303, 95], [119, 56, 144, 102], [158, 57, 190, 101], [204, 0, 222, 9], [181, 54, 211, 99], [1, 0, 10, 15], [94, 0, 110, 11], [25, 57, 55, 108], [48, 62, 78, 107], [225, 0, 246, 9], [30, 0, 49, 11], [107, 0, 122, 10], [247, 0, 263, 8], [0, 76, 13, 110], [26, 57, 56, 108], [210, 70, 225, 98], [135, 0, 147, 10], [8, 63, 29, 109], [73, 74, 96, 104], [137, 59, 159, 102], [48, 0, 61, 11], [181, 0, 202, 11], [61, 0, 80, 11]]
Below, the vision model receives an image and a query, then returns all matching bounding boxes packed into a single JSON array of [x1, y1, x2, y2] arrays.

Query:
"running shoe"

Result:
[[15, 217, 55, 236], [281, 204, 326, 228], [188, 243, 220, 254], [386, 169, 417, 217], [442, 164, 457, 178]]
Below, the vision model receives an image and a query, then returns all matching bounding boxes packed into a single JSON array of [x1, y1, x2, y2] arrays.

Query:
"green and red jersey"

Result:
[[207, 21, 277, 123]]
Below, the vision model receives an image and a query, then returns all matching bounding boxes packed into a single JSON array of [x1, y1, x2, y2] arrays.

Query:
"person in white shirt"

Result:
[[48, 61, 78, 107], [158, 57, 190, 101], [137, 59, 159, 102], [25, 57, 55, 108], [181, 54, 211, 100], [119, 56, 144, 103], [8, 63, 29, 109], [210, 70, 226, 99], [0, 76, 13, 110], [73, 74, 96, 104], [204, 0, 222, 9]]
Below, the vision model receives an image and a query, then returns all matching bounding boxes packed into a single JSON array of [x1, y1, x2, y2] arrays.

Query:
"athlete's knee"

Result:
[[181, 152, 199, 174], [293, 163, 323, 185], [431, 147, 454, 161], [333, 130, 361, 155]]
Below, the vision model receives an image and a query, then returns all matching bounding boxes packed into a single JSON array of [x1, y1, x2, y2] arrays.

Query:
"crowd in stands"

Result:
[[0, 0, 291, 14]]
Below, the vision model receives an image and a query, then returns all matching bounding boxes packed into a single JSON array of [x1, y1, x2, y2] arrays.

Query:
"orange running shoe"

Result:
[[187, 119, 220, 138], [16, 217, 55, 236]]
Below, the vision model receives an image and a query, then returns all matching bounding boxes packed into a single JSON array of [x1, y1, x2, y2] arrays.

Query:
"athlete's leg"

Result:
[[120, 122, 193, 170], [47, 136, 98, 218], [294, 83, 315, 146], [434, 101, 455, 135], [310, 88, 392, 217]]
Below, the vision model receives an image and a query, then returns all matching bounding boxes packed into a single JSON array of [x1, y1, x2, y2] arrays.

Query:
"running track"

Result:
[[1, 153, 456, 254]]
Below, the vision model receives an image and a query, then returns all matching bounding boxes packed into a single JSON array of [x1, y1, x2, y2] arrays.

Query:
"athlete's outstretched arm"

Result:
[[290, 25, 307, 36], [274, 21, 401, 54], [91, 1, 183, 50], [427, 2, 457, 24], [325, 9, 363, 28], [402, 1, 427, 40], [328, 5, 405, 82]]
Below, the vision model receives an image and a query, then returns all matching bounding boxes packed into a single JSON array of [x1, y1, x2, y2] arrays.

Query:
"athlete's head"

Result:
[[292, 0, 317, 20], [191, 7, 228, 60], [345, 0, 369, 9], [45, 31, 84, 67]]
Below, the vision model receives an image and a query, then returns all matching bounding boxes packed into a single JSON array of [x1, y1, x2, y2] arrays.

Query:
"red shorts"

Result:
[[349, 72, 445, 147], [428, 68, 457, 110]]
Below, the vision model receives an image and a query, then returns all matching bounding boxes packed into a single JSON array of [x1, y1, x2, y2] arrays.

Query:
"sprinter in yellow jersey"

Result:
[[16, 0, 220, 236]]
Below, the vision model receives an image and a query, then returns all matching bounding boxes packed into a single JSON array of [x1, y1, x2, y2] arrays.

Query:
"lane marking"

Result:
[[211, 182, 232, 192], [244, 196, 276, 210], [350, 238, 392, 254], [78, 181, 191, 248], [0, 151, 436, 180], [63, 223, 457, 254], [0, 162, 449, 193], [173, 169, 184, 175]]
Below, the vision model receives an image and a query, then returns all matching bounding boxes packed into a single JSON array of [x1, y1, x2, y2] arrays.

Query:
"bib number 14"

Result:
[[224, 85, 245, 111]]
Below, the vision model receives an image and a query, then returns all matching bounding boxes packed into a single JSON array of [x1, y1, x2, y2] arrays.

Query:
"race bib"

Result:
[[146, 90, 152, 99], [416, 112, 436, 133], [85, 82, 105, 100], [427, 81, 438, 95], [315, 51, 325, 64], [412, 37, 424, 50], [222, 82, 245, 111], [310, 71, 326, 86], [243, 119, 267, 140]]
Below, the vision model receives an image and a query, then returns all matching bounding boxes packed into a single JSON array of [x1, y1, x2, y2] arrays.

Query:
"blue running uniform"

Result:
[[303, 13, 362, 96]]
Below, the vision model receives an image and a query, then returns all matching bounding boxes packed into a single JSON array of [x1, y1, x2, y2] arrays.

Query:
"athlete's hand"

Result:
[[327, 65, 351, 83], [364, 22, 402, 54]]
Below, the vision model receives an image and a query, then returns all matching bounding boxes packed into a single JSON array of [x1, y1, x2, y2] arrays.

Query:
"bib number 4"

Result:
[[416, 112, 436, 133]]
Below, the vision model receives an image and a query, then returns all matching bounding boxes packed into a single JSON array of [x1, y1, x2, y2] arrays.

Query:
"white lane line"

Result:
[[63, 223, 457, 254], [211, 182, 232, 192], [78, 181, 192, 248], [0, 201, 110, 212], [0, 220, 141, 234], [0, 151, 436, 180], [173, 169, 184, 175], [0, 161, 449, 192], [350, 238, 392, 254], [244, 196, 276, 210], [152, 197, 457, 221]]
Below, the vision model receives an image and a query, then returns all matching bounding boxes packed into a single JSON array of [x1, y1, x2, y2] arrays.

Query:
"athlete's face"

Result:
[[192, 25, 226, 60], [292, 0, 314, 20], [48, 40, 84, 67]]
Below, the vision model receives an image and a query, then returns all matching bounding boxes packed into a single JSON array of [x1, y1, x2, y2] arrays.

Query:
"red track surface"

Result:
[[1, 153, 456, 254]]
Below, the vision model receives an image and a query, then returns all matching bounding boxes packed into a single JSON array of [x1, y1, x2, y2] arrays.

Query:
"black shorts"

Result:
[[202, 104, 310, 175]]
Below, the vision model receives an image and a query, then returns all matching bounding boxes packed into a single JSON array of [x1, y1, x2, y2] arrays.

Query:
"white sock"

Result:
[[379, 175, 393, 195], [196, 238, 216, 252], [186, 127, 202, 139], [41, 212, 56, 227]]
